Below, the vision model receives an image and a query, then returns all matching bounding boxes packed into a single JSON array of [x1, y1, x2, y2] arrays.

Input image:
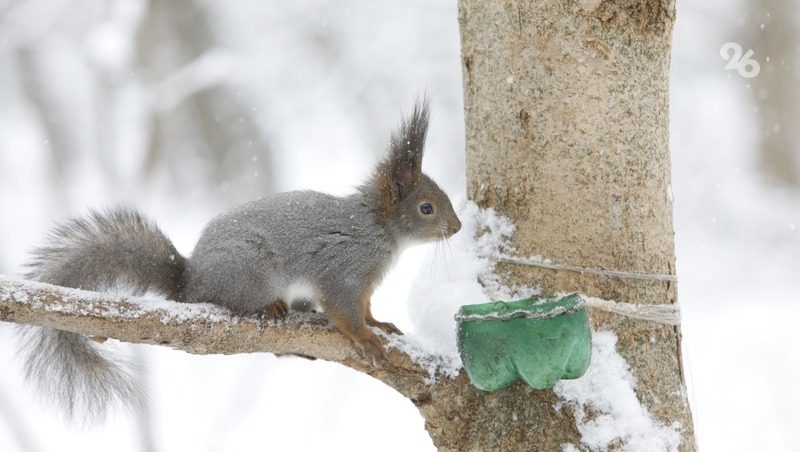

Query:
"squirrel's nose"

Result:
[[449, 219, 462, 235]]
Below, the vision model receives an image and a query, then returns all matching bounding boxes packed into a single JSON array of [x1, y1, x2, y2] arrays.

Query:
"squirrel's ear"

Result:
[[388, 99, 430, 202]]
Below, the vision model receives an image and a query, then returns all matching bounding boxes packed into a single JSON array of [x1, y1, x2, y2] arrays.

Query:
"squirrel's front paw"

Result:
[[367, 319, 403, 336], [354, 333, 387, 366]]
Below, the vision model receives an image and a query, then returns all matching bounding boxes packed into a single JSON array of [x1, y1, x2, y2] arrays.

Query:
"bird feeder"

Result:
[[455, 293, 591, 391]]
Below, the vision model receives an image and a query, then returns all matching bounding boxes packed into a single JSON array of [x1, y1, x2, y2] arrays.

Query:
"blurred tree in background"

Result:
[[136, 0, 274, 201], [0, 1, 464, 450], [747, 0, 800, 186], [8, 0, 275, 203]]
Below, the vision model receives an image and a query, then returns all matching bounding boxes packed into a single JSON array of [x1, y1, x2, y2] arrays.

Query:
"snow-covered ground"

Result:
[[0, 1, 797, 451]]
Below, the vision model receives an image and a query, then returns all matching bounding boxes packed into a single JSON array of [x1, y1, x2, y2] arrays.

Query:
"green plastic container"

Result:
[[455, 293, 592, 391]]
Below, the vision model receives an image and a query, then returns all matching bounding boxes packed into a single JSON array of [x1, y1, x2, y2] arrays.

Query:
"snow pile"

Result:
[[554, 331, 682, 452], [403, 201, 522, 374]]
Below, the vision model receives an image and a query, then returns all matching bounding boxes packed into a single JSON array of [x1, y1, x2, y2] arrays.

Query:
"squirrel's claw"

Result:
[[367, 319, 403, 336], [355, 333, 387, 367], [263, 299, 289, 319]]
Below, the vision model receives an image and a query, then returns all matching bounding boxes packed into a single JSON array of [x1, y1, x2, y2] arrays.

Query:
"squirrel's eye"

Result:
[[419, 203, 434, 215]]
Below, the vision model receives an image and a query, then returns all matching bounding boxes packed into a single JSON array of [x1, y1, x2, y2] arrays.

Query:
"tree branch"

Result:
[[0, 276, 581, 451], [0, 277, 429, 392]]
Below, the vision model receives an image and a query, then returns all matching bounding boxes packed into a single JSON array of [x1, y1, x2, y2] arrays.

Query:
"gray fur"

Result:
[[387, 99, 429, 199], [182, 191, 394, 315], [17, 327, 143, 424], [18, 100, 461, 421], [25, 209, 185, 297], [20, 209, 182, 422]]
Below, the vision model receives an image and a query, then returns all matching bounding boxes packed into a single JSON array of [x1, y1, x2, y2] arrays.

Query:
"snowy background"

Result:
[[0, 0, 798, 451]]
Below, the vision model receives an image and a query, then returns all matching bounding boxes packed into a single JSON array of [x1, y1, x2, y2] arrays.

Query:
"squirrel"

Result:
[[17, 99, 461, 421]]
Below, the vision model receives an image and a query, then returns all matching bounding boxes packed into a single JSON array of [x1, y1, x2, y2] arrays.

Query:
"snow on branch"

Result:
[[0, 276, 429, 396]]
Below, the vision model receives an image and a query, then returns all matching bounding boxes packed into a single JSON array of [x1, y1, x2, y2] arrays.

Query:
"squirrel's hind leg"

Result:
[[262, 299, 289, 319], [184, 247, 286, 316]]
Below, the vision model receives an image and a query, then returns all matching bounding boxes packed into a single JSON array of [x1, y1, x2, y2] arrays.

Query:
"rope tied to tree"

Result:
[[496, 255, 677, 282], [495, 254, 682, 326]]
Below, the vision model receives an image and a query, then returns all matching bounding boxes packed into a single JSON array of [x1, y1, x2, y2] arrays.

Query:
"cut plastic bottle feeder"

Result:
[[455, 293, 592, 391]]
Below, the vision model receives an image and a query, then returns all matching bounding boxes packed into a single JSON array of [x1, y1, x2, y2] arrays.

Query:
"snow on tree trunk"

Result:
[[458, 0, 696, 450]]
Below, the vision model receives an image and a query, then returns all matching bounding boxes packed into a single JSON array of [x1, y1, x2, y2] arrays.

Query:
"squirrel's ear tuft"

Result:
[[387, 98, 430, 202]]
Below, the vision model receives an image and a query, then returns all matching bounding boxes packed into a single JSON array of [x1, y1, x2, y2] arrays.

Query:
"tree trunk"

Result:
[[459, 0, 696, 450]]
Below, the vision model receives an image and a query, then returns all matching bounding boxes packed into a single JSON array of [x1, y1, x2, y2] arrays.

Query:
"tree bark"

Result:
[[460, 0, 695, 450]]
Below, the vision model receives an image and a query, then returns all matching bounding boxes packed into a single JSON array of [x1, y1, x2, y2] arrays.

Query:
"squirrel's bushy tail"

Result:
[[18, 208, 185, 422]]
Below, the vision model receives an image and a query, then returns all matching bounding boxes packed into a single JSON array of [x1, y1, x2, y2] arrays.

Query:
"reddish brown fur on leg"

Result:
[[263, 299, 289, 319], [366, 315, 402, 335], [327, 311, 385, 365], [361, 290, 403, 335]]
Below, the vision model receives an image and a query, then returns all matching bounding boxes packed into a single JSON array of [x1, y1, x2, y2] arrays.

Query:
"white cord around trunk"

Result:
[[581, 296, 681, 326], [497, 255, 677, 282]]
